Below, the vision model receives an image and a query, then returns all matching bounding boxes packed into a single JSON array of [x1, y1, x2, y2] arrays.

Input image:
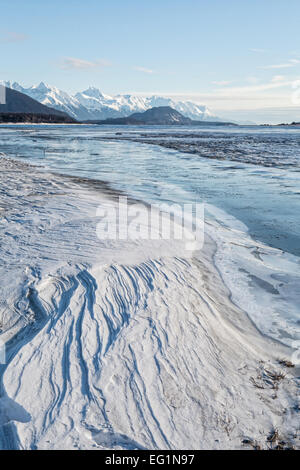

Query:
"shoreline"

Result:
[[0, 156, 299, 450], [1, 133, 300, 345]]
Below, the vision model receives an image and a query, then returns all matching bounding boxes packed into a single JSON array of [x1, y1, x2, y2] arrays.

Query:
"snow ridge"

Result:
[[0, 158, 298, 450]]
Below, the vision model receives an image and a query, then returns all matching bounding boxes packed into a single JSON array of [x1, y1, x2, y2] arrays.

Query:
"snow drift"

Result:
[[0, 157, 298, 450]]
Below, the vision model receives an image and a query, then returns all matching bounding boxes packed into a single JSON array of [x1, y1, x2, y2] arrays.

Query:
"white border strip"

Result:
[[0, 84, 6, 105]]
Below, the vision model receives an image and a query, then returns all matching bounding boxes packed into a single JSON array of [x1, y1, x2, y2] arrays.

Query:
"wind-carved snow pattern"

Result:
[[0, 157, 299, 450]]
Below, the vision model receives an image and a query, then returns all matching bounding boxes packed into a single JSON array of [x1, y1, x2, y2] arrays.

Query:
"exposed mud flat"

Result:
[[96, 129, 300, 168]]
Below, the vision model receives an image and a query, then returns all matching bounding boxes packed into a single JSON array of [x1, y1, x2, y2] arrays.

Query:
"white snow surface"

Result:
[[0, 81, 216, 122], [0, 157, 299, 450]]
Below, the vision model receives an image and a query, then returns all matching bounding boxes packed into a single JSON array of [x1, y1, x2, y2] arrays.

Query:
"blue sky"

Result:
[[1, 0, 300, 122]]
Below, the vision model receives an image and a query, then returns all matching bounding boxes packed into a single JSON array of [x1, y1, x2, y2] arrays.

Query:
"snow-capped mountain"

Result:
[[1, 81, 96, 121], [75, 87, 217, 121], [1, 81, 218, 121]]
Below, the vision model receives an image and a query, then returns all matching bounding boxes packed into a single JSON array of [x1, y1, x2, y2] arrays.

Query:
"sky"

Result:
[[1, 0, 300, 123]]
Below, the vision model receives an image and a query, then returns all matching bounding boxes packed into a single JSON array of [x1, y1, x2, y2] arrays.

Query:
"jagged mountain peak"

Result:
[[29, 82, 55, 93], [35, 81, 49, 89], [77, 86, 112, 101]]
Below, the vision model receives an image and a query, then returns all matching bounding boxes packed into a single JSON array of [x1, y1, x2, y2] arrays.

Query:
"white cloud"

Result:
[[260, 59, 300, 69], [212, 80, 233, 86], [271, 75, 285, 82], [130, 77, 297, 111], [209, 78, 293, 96], [216, 106, 300, 125], [133, 66, 155, 74], [60, 57, 111, 70], [0, 32, 28, 43], [246, 76, 259, 84]]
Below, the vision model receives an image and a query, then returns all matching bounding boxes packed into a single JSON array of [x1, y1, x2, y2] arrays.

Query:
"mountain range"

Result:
[[0, 86, 75, 123], [1, 81, 218, 122]]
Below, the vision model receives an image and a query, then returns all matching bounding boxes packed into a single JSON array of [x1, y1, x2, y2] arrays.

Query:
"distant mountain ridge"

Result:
[[92, 106, 194, 125], [129, 106, 192, 124], [0, 86, 76, 123], [90, 106, 236, 126], [1, 81, 219, 122]]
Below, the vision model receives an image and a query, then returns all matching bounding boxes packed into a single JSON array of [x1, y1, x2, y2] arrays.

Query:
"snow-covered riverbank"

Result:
[[0, 157, 299, 450]]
